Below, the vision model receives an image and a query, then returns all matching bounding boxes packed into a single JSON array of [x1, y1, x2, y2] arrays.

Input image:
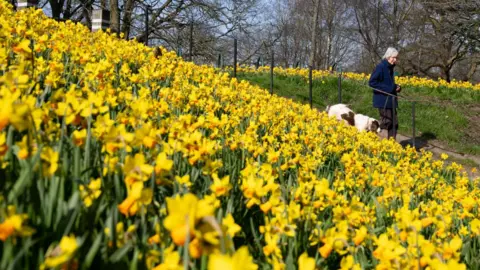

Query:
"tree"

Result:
[[271, 0, 353, 69], [350, 0, 385, 67], [35, 0, 480, 83], [309, 0, 321, 69], [399, 0, 479, 81], [319, 0, 353, 69]]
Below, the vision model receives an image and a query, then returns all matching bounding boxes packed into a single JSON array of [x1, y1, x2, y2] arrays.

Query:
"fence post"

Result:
[[233, 38, 237, 78], [337, 66, 342, 103], [270, 48, 274, 95], [392, 96, 397, 139], [92, 9, 110, 32], [144, 5, 150, 46], [217, 54, 222, 68], [412, 101, 416, 148], [309, 65, 313, 108], [16, 0, 37, 9]]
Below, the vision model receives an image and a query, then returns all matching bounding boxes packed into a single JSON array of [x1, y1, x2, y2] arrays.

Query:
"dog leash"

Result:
[[323, 81, 475, 159], [343, 77, 442, 105]]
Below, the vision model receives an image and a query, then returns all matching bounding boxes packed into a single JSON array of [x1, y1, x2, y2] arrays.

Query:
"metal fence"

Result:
[[226, 38, 420, 148]]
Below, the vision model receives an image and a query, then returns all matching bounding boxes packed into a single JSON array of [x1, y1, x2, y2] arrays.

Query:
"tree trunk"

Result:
[[467, 61, 478, 81], [109, 0, 120, 33], [326, 28, 333, 69], [441, 66, 451, 83], [63, 0, 72, 19], [49, 0, 65, 19], [392, 0, 399, 45], [120, 0, 135, 39], [309, 0, 321, 69], [82, 1, 92, 29]]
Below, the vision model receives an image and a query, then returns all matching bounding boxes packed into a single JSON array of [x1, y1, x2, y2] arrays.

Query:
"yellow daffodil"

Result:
[[298, 253, 315, 270], [104, 222, 136, 248], [175, 174, 192, 189], [41, 147, 59, 177], [79, 178, 102, 207], [123, 153, 154, 185], [0, 207, 35, 241], [222, 214, 241, 238], [210, 173, 231, 197], [163, 193, 215, 246], [72, 129, 87, 146], [155, 152, 174, 175], [2, 3, 480, 269], [118, 181, 153, 216], [42, 235, 78, 268], [208, 246, 258, 270], [353, 226, 367, 246], [152, 246, 183, 270]]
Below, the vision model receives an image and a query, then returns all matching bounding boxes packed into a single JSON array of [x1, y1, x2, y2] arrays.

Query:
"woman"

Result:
[[368, 47, 401, 139]]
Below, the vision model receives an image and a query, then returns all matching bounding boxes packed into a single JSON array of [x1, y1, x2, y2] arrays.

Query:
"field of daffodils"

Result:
[[235, 66, 480, 91], [1, 2, 480, 269]]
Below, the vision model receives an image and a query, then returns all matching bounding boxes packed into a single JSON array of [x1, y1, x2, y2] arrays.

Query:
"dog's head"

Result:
[[368, 118, 381, 133]]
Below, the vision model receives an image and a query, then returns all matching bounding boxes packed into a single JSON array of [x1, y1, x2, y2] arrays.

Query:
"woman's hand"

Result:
[[396, 85, 402, 93]]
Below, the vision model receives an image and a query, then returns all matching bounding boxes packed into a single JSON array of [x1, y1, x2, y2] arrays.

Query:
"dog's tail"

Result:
[[325, 105, 331, 113]]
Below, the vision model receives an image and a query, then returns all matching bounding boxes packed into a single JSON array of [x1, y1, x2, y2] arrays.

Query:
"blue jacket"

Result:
[[369, 59, 398, 109]]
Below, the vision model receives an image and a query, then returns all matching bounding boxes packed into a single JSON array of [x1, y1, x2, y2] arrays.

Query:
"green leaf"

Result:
[[62, 207, 79, 236], [109, 244, 132, 263], [83, 233, 103, 270], [54, 194, 66, 231], [46, 176, 61, 228], [129, 248, 139, 270], [285, 238, 295, 270], [0, 238, 13, 270], [8, 145, 42, 203], [36, 179, 46, 210], [8, 238, 40, 270], [7, 168, 31, 203], [68, 191, 80, 209]]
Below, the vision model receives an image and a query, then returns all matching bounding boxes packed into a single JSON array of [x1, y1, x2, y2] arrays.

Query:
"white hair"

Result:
[[383, 47, 399, 59]]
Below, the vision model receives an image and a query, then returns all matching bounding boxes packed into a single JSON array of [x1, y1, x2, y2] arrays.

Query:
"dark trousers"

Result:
[[378, 108, 398, 139]]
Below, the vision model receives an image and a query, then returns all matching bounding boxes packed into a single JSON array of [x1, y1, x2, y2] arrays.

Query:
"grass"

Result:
[[449, 156, 478, 168], [236, 72, 480, 156]]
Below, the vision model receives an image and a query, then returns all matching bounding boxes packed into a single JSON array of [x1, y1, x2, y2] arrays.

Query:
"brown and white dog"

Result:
[[326, 104, 380, 133], [325, 104, 355, 126], [354, 114, 381, 133]]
